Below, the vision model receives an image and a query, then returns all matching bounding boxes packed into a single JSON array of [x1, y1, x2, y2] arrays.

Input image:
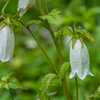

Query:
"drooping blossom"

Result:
[[18, 0, 35, 16], [0, 25, 14, 62], [69, 39, 94, 80]]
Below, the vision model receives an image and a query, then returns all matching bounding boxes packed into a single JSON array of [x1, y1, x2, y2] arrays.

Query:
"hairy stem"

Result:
[[75, 76, 78, 100]]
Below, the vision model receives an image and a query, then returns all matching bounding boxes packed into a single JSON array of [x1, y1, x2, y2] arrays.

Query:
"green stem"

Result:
[[9, 89, 14, 100], [75, 76, 78, 100], [17, 20, 59, 75], [35, 0, 70, 100], [35, 0, 44, 16], [40, 0, 46, 14], [44, 0, 49, 14], [27, 27, 59, 75]]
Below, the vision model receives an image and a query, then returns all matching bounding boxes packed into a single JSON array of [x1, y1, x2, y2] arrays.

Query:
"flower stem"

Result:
[[35, 0, 70, 100], [75, 76, 78, 100], [40, 0, 46, 14], [27, 27, 59, 75], [35, 0, 44, 16], [9, 89, 14, 100], [17, 20, 59, 75], [44, 0, 49, 14]]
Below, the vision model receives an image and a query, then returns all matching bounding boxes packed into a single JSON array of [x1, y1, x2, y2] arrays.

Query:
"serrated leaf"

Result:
[[40, 9, 62, 25], [8, 77, 27, 90], [63, 28, 73, 36], [26, 20, 49, 29], [59, 62, 70, 85], [38, 73, 57, 100]]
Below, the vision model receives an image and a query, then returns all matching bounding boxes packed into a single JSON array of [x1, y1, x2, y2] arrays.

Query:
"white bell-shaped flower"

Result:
[[69, 39, 94, 80], [18, 0, 35, 16], [0, 25, 15, 62]]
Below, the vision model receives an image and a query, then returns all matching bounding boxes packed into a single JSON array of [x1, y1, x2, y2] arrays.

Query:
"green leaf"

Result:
[[40, 9, 62, 25], [26, 20, 49, 29], [12, 20, 22, 32], [8, 77, 27, 90], [38, 73, 57, 100], [47, 92, 57, 97], [0, 82, 4, 89], [81, 29, 94, 42], [98, 86, 100, 92], [62, 28, 73, 36], [59, 62, 70, 85], [1, 73, 13, 83]]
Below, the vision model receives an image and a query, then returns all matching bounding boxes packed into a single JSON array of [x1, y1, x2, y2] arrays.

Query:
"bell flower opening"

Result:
[[0, 25, 15, 62], [69, 39, 94, 80], [18, 0, 36, 16]]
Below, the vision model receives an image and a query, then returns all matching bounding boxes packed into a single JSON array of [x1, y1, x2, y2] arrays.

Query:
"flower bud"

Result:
[[18, 0, 36, 16], [69, 39, 94, 80], [0, 25, 14, 62]]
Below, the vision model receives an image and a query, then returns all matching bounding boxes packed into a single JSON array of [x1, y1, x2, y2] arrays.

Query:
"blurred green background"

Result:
[[0, 0, 100, 100]]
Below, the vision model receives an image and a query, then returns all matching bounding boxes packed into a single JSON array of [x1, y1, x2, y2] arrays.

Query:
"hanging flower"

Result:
[[0, 25, 14, 62], [17, 0, 36, 16], [69, 39, 94, 80]]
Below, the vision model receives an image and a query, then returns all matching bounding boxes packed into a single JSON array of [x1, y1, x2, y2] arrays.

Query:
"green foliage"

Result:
[[62, 28, 73, 36], [26, 20, 49, 29], [37, 73, 57, 100], [89, 86, 100, 100], [40, 9, 62, 25], [59, 62, 70, 85], [0, 73, 27, 90]]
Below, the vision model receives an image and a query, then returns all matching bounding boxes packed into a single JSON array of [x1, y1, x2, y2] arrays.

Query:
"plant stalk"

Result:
[[9, 89, 14, 100], [40, 0, 46, 14], [35, 0, 70, 100], [27, 27, 59, 75], [17, 20, 59, 75], [75, 76, 78, 100]]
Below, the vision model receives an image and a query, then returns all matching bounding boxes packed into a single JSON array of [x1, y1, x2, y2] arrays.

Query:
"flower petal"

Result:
[[18, 0, 35, 16], [69, 39, 94, 80], [0, 25, 14, 62]]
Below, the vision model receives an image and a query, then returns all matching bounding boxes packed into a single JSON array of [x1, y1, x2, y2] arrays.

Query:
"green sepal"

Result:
[[80, 29, 94, 42], [13, 9, 21, 19], [40, 8, 62, 25], [26, 20, 49, 29], [79, 38, 84, 48], [59, 62, 70, 85], [75, 29, 94, 42], [72, 39, 76, 49]]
